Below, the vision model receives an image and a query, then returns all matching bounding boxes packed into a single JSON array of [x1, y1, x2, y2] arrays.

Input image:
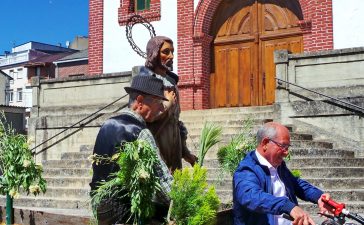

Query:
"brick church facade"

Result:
[[87, 0, 354, 111]]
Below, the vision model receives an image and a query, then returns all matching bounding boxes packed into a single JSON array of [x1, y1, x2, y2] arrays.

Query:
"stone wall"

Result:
[[29, 72, 132, 161], [275, 47, 364, 156]]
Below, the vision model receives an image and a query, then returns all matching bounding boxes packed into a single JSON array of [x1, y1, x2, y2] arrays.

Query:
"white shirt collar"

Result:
[[255, 150, 274, 169]]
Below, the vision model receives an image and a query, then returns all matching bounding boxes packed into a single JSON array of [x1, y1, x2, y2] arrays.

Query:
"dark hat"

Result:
[[124, 75, 167, 101]]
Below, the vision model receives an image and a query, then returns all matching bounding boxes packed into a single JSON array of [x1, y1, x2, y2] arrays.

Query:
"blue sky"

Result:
[[0, 0, 88, 54]]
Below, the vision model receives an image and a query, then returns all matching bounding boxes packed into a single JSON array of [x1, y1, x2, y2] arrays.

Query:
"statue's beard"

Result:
[[161, 60, 173, 72]]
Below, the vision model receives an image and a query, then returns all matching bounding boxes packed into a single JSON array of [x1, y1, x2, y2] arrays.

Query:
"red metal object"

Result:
[[322, 195, 346, 216]]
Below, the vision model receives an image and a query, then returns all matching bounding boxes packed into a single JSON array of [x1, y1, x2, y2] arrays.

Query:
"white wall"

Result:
[[2, 66, 31, 108], [103, 0, 178, 73], [333, 0, 364, 49]]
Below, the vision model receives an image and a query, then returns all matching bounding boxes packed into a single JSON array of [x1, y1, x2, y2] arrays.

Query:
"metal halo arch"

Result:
[[125, 14, 156, 58]]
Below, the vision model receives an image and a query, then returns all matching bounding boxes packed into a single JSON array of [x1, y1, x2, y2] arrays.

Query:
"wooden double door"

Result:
[[210, 0, 303, 108]]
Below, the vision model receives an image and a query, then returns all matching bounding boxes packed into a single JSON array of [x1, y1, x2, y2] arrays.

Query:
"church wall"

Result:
[[103, 0, 178, 74], [89, 0, 364, 110], [333, 0, 364, 49]]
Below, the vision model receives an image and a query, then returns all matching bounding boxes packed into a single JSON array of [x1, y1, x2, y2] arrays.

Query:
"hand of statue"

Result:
[[290, 206, 316, 225], [164, 90, 176, 108], [183, 153, 198, 166]]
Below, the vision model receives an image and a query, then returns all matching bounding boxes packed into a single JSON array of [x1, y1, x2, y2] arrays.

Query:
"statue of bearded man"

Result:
[[144, 36, 197, 172]]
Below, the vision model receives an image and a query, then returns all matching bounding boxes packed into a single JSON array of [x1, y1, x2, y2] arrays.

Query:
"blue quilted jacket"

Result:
[[233, 150, 323, 225]]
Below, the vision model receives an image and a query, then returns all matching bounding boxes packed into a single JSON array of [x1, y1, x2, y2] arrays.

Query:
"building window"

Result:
[[119, 0, 161, 26], [136, 0, 150, 11], [36, 67, 41, 77], [6, 90, 13, 103], [17, 68, 23, 79], [17, 88, 22, 102]]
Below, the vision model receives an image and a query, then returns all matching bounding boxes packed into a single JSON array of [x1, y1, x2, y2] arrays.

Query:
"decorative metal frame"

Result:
[[125, 14, 156, 58]]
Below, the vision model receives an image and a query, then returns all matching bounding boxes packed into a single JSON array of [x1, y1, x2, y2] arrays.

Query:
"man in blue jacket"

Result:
[[233, 122, 330, 225]]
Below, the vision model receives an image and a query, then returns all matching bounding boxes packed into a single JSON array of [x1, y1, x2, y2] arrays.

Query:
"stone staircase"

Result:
[[1, 105, 363, 224], [180, 106, 364, 223]]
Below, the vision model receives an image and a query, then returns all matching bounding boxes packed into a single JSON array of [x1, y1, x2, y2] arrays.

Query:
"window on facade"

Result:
[[17, 68, 23, 79], [6, 90, 13, 103], [36, 67, 41, 77], [17, 88, 22, 102], [135, 0, 150, 11]]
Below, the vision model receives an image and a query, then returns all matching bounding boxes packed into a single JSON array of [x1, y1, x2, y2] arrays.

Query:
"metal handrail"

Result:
[[31, 94, 129, 156], [276, 78, 364, 112]]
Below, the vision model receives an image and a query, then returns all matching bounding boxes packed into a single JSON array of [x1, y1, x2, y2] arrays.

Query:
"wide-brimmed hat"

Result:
[[124, 75, 167, 101]]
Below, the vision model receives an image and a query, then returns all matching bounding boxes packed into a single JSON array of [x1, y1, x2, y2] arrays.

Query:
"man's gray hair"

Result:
[[256, 124, 277, 144]]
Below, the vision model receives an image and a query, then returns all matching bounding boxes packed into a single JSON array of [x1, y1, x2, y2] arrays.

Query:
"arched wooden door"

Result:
[[210, 0, 303, 108]]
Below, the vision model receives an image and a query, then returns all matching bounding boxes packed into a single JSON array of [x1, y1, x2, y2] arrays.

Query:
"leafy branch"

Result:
[[91, 140, 161, 224], [0, 112, 46, 198], [170, 165, 220, 225], [198, 122, 222, 166]]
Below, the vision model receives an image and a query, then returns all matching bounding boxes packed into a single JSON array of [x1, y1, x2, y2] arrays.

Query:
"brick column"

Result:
[[88, 0, 103, 75], [299, 0, 333, 51], [177, 0, 195, 110]]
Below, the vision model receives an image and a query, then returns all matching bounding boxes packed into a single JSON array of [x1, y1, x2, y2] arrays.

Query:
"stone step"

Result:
[[45, 177, 91, 188], [181, 112, 275, 123], [207, 178, 364, 190], [214, 189, 364, 205], [187, 140, 334, 153], [43, 168, 91, 177], [180, 105, 275, 117], [207, 167, 364, 179], [0, 196, 90, 209], [305, 178, 364, 189], [61, 152, 92, 160], [189, 148, 355, 160], [202, 158, 364, 170], [43, 160, 92, 169], [291, 167, 364, 178], [290, 148, 355, 158], [287, 158, 364, 168], [187, 132, 313, 142], [184, 119, 269, 131], [37, 187, 90, 199], [187, 125, 258, 136]]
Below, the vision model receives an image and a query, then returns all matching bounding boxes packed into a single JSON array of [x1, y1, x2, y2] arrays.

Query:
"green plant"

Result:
[[170, 165, 220, 225], [91, 140, 161, 224], [0, 112, 46, 198], [198, 122, 222, 166], [285, 149, 302, 178], [291, 169, 302, 178], [217, 119, 257, 175]]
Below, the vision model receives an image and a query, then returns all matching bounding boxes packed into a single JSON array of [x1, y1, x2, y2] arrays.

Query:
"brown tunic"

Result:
[[147, 73, 190, 172]]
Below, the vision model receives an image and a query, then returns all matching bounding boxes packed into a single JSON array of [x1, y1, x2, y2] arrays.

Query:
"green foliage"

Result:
[[170, 165, 220, 225], [217, 119, 257, 176], [91, 140, 161, 224], [0, 112, 46, 198], [291, 169, 302, 178], [284, 150, 302, 178], [198, 123, 222, 166]]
